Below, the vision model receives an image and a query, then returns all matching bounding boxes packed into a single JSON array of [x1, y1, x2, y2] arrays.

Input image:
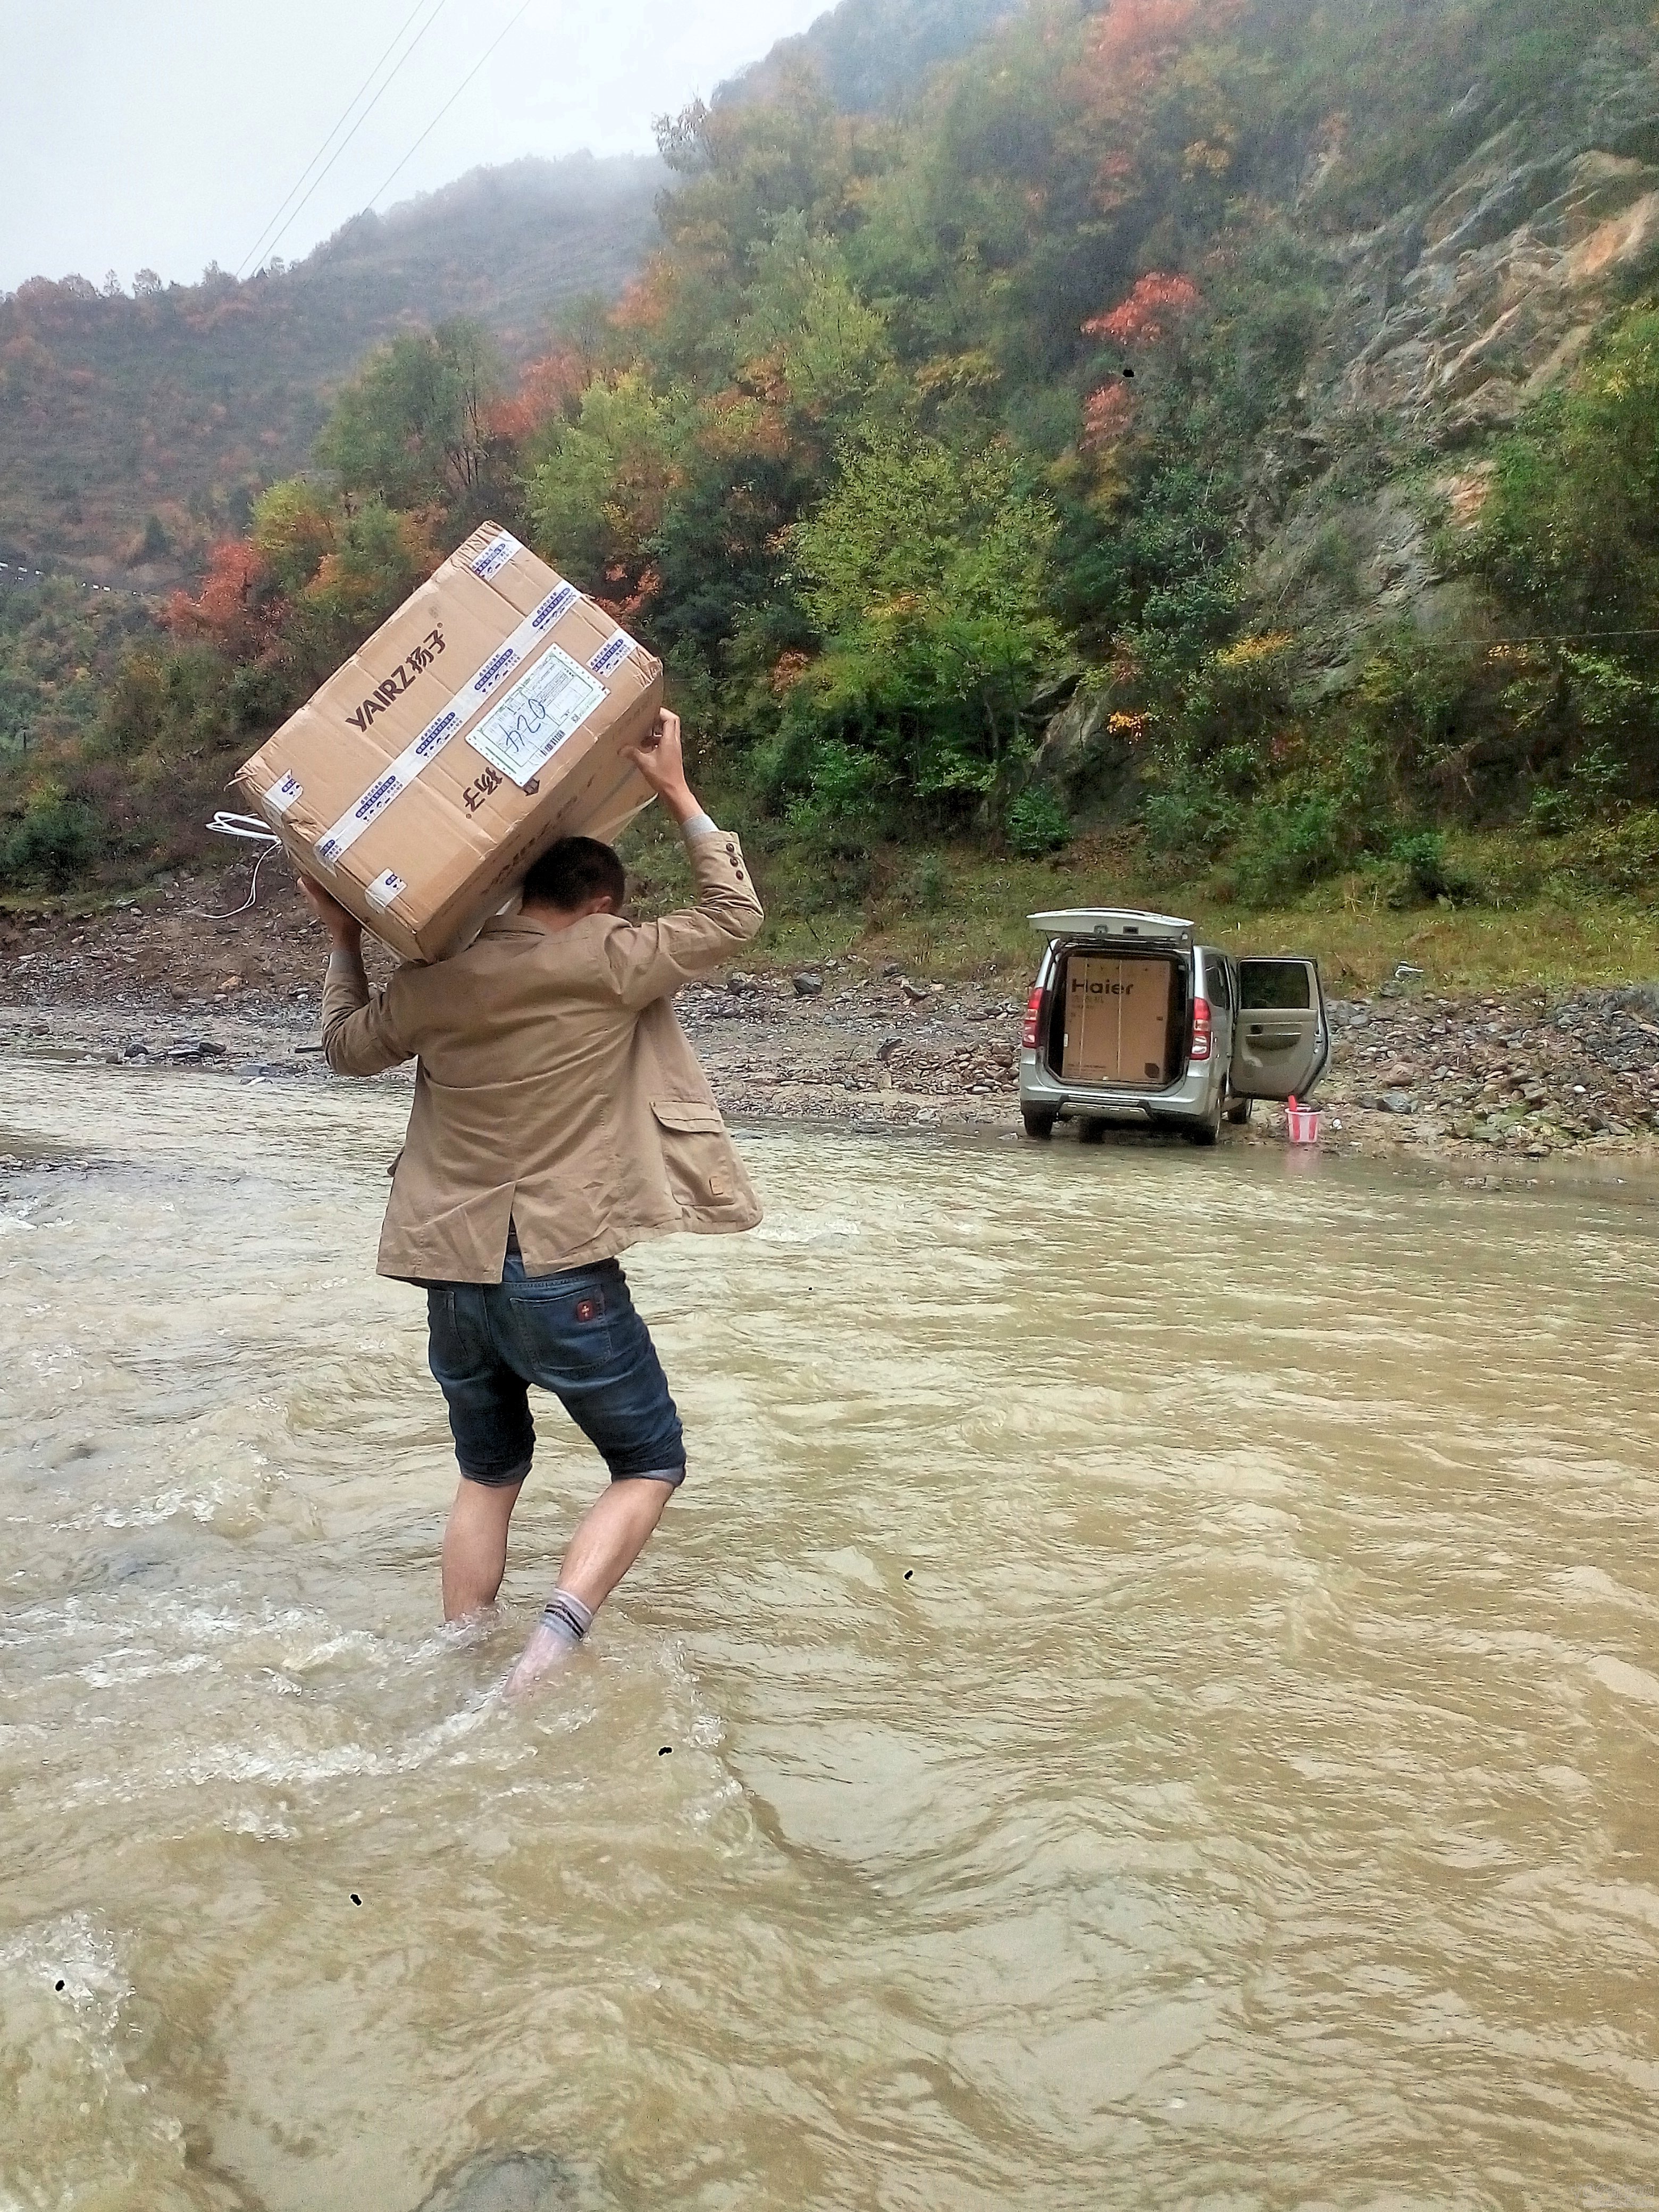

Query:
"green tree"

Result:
[[1, 787, 99, 885], [728, 220, 895, 428], [250, 479, 337, 597], [286, 502, 437, 684], [783, 430, 1070, 819], [524, 372, 690, 604], [650, 79, 870, 375], [651, 225, 901, 657], [315, 318, 503, 513], [1468, 307, 1659, 791], [1474, 311, 1659, 629]]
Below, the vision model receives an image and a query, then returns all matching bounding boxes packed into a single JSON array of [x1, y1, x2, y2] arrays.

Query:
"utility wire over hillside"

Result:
[[236, 0, 454, 278], [365, 0, 537, 213]]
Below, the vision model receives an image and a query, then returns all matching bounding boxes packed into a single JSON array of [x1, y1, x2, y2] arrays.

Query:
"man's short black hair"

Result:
[[522, 836, 626, 913]]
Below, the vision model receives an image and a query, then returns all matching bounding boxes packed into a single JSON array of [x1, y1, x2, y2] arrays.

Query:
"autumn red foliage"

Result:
[[1080, 272, 1200, 446], [1078, 0, 1243, 106], [487, 346, 590, 443], [1080, 382, 1139, 451], [594, 561, 662, 625], [163, 539, 277, 660], [1084, 272, 1201, 349], [611, 257, 677, 334], [1072, 0, 1245, 210]]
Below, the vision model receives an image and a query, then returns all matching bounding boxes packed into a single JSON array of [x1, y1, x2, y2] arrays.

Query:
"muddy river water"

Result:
[[2, 1055, 1656, 2212]]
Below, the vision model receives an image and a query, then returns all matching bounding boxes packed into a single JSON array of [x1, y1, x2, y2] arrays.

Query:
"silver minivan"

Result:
[[1017, 908, 1329, 1144]]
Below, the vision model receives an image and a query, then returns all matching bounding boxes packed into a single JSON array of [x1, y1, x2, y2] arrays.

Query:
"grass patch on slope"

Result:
[[622, 815, 1659, 995]]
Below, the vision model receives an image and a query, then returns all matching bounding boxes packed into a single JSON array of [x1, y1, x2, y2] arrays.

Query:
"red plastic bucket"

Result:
[[1286, 1104, 1321, 1145]]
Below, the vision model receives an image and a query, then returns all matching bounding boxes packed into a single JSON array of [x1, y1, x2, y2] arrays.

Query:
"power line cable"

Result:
[[255, 0, 457, 270], [236, 0, 439, 278], [237, 0, 454, 277], [364, 0, 537, 213]]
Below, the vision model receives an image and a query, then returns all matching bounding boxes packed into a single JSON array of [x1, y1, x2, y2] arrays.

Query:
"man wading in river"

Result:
[[298, 712, 763, 1694]]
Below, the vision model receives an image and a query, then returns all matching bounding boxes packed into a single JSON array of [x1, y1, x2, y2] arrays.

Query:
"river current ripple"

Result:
[[1, 1057, 1656, 2211]]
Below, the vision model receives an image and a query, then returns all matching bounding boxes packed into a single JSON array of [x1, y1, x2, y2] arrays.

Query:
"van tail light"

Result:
[[1191, 995, 1212, 1062], [1021, 985, 1044, 1050]]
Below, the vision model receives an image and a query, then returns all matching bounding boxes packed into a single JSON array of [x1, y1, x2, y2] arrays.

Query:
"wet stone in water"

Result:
[[414, 2153, 596, 2212]]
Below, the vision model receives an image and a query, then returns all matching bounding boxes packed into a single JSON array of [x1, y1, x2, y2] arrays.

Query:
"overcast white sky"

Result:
[[1, 0, 829, 293]]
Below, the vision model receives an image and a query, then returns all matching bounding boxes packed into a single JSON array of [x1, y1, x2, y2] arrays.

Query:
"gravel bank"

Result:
[[4, 876, 1658, 1172]]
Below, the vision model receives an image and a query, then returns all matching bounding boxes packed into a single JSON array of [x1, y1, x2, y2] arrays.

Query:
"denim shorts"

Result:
[[425, 1251, 685, 1488]]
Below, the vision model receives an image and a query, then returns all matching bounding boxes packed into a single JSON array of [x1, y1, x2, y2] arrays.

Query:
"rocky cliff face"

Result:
[[1337, 147, 1659, 441], [1256, 26, 1659, 648]]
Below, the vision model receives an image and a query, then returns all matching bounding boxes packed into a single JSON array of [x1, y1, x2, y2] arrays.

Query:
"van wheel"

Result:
[[1225, 1090, 1253, 1125], [1021, 1109, 1057, 1140], [1185, 1086, 1223, 1146], [1076, 1118, 1106, 1145]]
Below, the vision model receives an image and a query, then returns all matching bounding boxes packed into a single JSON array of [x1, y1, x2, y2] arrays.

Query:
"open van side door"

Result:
[[1230, 958, 1329, 1100]]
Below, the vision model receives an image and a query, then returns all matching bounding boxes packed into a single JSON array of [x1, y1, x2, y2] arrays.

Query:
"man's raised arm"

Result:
[[600, 711, 764, 1009], [300, 877, 414, 1078]]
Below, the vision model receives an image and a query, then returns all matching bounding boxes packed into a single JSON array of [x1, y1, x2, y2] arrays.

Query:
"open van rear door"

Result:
[[1029, 908, 1193, 950], [1231, 958, 1329, 1099]]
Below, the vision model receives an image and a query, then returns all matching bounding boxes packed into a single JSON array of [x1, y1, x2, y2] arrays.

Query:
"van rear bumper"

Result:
[[1018, 1051, 1214, 1121]]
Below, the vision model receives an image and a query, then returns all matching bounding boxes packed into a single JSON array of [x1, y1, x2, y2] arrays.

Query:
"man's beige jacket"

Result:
[[321, 826, 764, 1282]]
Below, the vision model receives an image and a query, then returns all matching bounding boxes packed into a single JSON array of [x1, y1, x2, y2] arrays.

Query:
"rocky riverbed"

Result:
[[4, 873, 1659, 1172]]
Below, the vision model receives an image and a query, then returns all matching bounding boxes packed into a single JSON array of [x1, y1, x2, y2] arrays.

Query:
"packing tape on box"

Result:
[[468, 530, 522, 581], [588, 631, 637, 677], [303, 582, 641, 871], [365, 868, 408, 910]]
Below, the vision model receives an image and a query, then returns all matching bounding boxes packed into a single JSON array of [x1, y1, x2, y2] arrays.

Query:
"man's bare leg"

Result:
[[442, 1476, 524, 1621], [504, 1477, 675, 1696]]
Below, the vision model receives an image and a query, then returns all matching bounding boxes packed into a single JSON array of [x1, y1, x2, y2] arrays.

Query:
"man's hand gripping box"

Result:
[[233, 523, 663, 962]]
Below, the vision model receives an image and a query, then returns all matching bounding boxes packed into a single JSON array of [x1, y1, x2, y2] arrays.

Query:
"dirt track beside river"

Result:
[[4, 871, 1659, 1175]]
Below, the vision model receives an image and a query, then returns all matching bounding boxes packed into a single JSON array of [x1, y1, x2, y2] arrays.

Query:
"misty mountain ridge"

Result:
[[0, 0, 1021, 587], [715, 0, 1016, 112], [0, 150, 664, 587]]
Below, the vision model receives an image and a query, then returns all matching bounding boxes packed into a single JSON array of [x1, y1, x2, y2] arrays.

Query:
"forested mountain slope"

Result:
[[0, 154, 662, 588], [716, 0, 1016, 113], [5, 0, 1659, 920], [0, 0, 1015, 595]]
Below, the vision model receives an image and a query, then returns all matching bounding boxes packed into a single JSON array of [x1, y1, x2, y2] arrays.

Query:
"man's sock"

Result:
[[502, 1588, 594, 1697], [541, 1589, 593, 1649]]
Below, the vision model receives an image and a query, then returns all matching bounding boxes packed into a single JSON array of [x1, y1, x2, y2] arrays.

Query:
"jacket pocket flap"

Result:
[[651, 1098, 727, 1135]]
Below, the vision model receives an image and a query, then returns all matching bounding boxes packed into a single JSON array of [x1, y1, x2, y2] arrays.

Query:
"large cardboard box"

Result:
[[233, 523, 663, 962], [1060, 953, 1176, 1084]]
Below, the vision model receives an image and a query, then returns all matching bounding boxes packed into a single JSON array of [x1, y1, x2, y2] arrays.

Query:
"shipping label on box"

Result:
[[232, 525, 663, 963], [464, 640, 607, 785]]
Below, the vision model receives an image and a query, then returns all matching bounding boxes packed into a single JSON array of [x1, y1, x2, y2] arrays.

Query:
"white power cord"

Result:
[[197, 811, 285, 920]]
